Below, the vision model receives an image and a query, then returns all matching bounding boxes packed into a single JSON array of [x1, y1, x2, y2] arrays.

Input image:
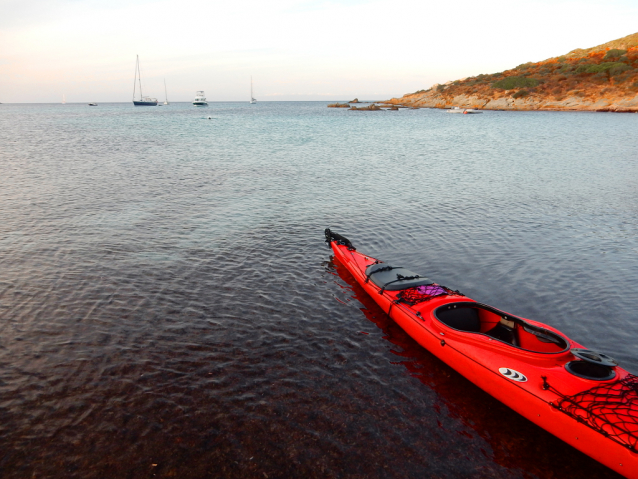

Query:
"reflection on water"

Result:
[[329, 257, 620, 478], [0, 102, 635, 478]]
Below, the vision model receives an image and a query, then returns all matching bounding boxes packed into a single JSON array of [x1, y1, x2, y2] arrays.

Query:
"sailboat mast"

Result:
[[133, 56, 138, 101], [164, 79, 168, 103], [137, 55, 143, 100], [251, 76, 253, 99]]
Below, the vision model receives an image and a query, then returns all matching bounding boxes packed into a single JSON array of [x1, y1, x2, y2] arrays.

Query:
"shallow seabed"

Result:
[[1, 102, 637, 478]]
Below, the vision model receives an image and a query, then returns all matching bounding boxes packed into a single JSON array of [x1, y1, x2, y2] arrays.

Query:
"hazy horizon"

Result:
[[0, 99, 389, 103], [1, 0, 637, 104]]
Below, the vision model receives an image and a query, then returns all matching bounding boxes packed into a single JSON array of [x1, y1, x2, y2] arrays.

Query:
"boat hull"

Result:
[[193, 102, 208, 106], [133, 101, 158, 106], [327, 232, 637, 478]]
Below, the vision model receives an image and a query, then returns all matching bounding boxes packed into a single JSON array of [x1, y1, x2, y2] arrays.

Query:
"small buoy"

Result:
[[207, 116, 212, 119]]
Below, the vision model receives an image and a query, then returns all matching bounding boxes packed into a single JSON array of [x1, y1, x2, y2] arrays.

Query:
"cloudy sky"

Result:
[[1, 0, 637, 103]]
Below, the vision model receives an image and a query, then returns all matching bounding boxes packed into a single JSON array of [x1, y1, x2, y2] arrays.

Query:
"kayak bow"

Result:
[[325, 229, 638, 478]]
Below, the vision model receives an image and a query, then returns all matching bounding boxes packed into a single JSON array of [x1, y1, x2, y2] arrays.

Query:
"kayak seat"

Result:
[[486, 323, 518, 346], [365, 263, 433, 292], [435, 305, 481, 332]]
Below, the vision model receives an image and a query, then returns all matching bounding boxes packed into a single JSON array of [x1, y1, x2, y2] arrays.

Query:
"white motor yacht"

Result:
[[193, 91, 208, 106]]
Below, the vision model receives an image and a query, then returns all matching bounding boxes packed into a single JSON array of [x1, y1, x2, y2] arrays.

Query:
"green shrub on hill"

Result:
[[587, 62, 622, 73], [610, 63, 632, 76], [492, 76, 540, 90], [604, 49, 627, 60], [583, 62, 632, 77]]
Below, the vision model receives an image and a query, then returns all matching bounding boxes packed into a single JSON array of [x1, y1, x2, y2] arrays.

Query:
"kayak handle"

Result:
[[325, 229, 355, 250], [571, 348, 618, 367]]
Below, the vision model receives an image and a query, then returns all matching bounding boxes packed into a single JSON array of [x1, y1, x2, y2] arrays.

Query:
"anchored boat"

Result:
[[132, 55, 158, 106], [325, 229, 638, 478], [250, 76, 256, 104], [448, 106, 481, 114], [193, 91, 208, 106]]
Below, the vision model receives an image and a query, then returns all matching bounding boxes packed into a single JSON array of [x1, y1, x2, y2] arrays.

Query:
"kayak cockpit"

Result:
[[434, 302, 569, 353]]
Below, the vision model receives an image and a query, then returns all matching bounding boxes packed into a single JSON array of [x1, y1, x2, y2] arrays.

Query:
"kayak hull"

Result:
[[327, 233, 637, 478]]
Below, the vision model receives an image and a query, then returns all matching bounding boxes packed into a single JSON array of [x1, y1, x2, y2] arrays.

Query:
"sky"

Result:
[[1, 0, 637, 103]]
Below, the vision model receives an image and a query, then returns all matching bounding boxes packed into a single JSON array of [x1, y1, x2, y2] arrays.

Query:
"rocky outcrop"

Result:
[[349, 103, 381, 111], [383, 33, 638, 112], [329, 102, 400, 110]]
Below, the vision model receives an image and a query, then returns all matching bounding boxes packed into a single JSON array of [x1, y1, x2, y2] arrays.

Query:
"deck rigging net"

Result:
[[396, 284, 464, 305], [548, 374, 638, 452]]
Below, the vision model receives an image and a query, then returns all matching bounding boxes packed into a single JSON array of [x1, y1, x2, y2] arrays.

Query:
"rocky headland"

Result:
[[349, 103, 382, 111], [382, 32, 638, 112]]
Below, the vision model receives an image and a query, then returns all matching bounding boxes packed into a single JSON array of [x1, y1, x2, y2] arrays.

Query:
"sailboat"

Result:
[[132, 55, 158, 106], [250, 76, 256, 104], [163, 79, 169, 105], [62, 94, 66, 104]]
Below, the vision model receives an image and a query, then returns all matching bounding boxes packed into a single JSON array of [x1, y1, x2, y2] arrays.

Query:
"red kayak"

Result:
[[325, 229, 638, 478]]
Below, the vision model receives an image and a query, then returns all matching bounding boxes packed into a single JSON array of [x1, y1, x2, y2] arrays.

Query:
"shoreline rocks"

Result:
[[381, 91, 638, 112], [349, 103, 382, 111]]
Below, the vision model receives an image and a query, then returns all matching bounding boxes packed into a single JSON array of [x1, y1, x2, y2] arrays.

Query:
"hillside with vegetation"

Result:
[[384, 32, 638, 111]]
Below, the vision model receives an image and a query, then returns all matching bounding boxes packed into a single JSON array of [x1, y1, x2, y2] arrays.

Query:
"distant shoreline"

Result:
[[382, 33, 638, 113], [0, 100, 390, 105]]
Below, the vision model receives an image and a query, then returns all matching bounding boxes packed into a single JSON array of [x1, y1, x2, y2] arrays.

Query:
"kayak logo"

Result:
[[498, 368, 527, 382]]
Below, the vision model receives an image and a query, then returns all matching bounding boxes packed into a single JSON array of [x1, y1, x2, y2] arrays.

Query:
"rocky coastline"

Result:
[[382, 33, 638, 112], [328, 101, 400, 111], [381, 91, 638, 112]]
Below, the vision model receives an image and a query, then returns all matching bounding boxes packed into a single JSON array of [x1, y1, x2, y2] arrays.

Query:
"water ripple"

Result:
[[0, 103, 634, 478]]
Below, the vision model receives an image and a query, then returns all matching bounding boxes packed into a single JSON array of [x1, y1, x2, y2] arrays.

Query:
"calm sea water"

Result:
[[1, 102, 637, 478]]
